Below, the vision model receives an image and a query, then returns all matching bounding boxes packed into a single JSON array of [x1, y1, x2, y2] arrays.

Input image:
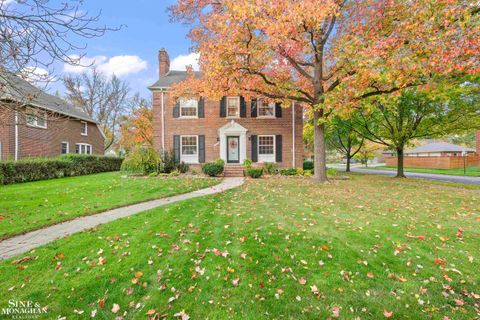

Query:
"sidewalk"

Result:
[[0, 177, 244, 261]]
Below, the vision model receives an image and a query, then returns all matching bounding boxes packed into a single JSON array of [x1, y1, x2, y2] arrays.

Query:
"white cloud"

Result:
[[170, 52, 200, 71], [63, 55, 147, 77]]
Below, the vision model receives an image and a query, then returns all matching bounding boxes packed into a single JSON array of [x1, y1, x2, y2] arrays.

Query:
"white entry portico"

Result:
[[218, 120, 248, 164]]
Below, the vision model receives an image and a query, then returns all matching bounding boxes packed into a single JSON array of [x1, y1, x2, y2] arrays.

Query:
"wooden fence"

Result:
[[385, 155, 479, 169]]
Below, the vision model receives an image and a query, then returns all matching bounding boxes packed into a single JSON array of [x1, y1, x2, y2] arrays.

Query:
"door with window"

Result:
[[227, 136, 240, 163]]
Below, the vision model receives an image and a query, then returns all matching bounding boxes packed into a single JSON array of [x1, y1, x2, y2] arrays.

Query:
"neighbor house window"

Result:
[[258, 135, 275, 162], [75, 143, 92, 155], [180, 135, 198, 163], [226, 96, 240, 118], [81, 121, 88, 136], [258, 100, 275, 117], [26, 110, 47, 129], [61, 142, 69, 154], [180, 98, 198, 117]]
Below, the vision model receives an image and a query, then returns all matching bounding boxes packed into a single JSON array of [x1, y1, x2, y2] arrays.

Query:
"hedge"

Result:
[[0, 154, 123, 185]]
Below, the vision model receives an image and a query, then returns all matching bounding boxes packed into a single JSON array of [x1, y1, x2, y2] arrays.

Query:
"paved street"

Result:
[[345, 167, 480, 186]]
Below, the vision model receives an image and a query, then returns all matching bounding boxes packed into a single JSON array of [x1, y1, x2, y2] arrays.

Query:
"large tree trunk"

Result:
[[346, 139, 351, 172], [313, 110, 327, 182], [346, 154, 351, 172], [396, 147, 406, 178]]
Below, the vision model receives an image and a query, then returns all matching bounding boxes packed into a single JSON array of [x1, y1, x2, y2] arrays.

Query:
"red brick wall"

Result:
[[385, 155, 479, 169], [0, 104, 104, 160], [0, 106, 14, 160], [152, 91, 304, 168]]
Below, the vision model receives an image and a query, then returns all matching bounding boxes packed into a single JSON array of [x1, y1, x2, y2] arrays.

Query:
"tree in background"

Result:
[[448, 130, 478, 149], [326, 116, 364, 172], [118, 95, 153, 152], [353, 141, 382, 168], [63, 69, 131, 151], [170, 0, 479, 182], [352, 80, 480, 177], [0, 0, 117, 124]]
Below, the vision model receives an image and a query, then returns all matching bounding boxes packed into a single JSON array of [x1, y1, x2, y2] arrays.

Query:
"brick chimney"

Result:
[[158, 48, 170, 77]]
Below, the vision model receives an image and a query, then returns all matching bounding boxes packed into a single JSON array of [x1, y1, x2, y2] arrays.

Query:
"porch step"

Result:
[[224, 165, 245, 177]]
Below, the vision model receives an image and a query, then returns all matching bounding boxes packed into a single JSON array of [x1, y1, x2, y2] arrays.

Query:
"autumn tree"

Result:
[[353, 141, 382, 168], [326, 116, 364, 172], [352, 80, 480, 177], [63, 69, 131, 150], [169, 0, 479, 182], [118, 95, 153, 152]]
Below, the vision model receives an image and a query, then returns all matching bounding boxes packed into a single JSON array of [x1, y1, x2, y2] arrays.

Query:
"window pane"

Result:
[[258, 101, 275, 117], [81, 123, 87, 134], [75, 144, 80, 154], [61, 143, 68, 154], [259, 136, 274, 155], [181, 136, 197, 155], [180, 99, 198, 117], [227, 97, 239, 117], [36, 114, 46, 127], [26, 114, 36, 126]]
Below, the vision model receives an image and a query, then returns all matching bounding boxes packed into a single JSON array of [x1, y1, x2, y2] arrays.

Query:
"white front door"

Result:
[[227, 136, 240, 163]]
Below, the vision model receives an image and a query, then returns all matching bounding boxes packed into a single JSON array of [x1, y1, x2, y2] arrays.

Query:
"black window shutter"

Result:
[[173, 100, 180, 118], [199, 135, 205, 163], [198, 98, 205, 118], [275, 135, 283, 163], [251, 99, 257, 118], [220, 96, 226, 117], [240, 96, 247, 118], [275, 102, 282, 118], [173, 135, 180, 161], [251, 135, 258, 162]]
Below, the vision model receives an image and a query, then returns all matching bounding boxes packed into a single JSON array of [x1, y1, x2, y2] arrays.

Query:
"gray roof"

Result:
[[148, 70, 202, 89], [0, 73, 97, 123], [406, 142, 476, 154]]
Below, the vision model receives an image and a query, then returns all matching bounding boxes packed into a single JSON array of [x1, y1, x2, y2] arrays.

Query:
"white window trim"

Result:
[[76, 143, 92, 155], [81, 121, 88, 136], [257, 100, 276, 119], [61, 141, 69, 154], [180, 135, 199, 164], [226, 96, 240, 119], [26, 111, 48, 129], [179, 98, 199, 119], [258, 135, 276, 163]]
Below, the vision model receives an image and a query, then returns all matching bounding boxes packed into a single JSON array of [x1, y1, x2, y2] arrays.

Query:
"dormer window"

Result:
[[258, 100, 275, 118], [226, 96, 240, 118], [180, 98, 198, 118], [81, 121, 88, 136]]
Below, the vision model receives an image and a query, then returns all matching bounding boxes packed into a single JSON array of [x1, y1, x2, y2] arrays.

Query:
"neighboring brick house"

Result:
[[0, 73, 105, 160], [149, 49, 303, 173]]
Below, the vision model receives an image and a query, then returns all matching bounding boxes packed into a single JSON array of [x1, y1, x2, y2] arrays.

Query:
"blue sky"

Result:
[[40, 0, 196, 98]]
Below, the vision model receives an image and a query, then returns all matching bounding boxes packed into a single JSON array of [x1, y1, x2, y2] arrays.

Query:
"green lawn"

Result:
[[1, 175, 479, 319], [373, 165, 480, 177], [0, 172, 219, 239]]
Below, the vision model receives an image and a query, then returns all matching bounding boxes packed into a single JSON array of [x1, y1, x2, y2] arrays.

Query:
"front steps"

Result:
[[224, 165, 245, 177]]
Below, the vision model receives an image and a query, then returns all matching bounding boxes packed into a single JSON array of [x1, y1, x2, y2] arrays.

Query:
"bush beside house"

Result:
[[0, 155, 123, 185]]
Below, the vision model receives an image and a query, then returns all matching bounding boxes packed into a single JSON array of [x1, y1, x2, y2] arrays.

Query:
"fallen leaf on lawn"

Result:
[[146, 309, 156, 316], [310, 285, 319, 295], [232, 277, 240, 287], [98, 299, 105, 309], [91, 309, 97, 317], [454, 298, 465, 306], [367, 272, 374, 278], [111, 304, 120, 314], [240, 253, 247, 259], [384, 309, 393, 318], [434, 259, 446, 265], [332, 306, 340, 318], [174, 310, 190, 320], [135, 271, 143, 278], [298, 277, 306, 285]]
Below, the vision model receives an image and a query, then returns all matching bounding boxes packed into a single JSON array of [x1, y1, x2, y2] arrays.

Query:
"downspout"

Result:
[[292, 101, 296, 168], [161, 89, 165, 155], [14, 110, 19, 161]]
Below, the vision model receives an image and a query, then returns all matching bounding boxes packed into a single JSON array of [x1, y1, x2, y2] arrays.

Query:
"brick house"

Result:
[[0, 73, 105, 160], [149, 49, 303, 173]]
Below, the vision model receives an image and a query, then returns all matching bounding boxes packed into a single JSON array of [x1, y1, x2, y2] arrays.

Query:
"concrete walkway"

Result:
[[0, 177, 244, 261], [348, 167, 480, 185]]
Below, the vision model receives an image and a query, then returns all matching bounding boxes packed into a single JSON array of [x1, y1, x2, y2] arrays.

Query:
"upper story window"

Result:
[[180, 98, 198, 118], [81, 121, 88, 136], [258, 100, 275, 118], [26, 110, 47, 129], [226, 96, 240, 118], [75, 143, 92, 155]]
